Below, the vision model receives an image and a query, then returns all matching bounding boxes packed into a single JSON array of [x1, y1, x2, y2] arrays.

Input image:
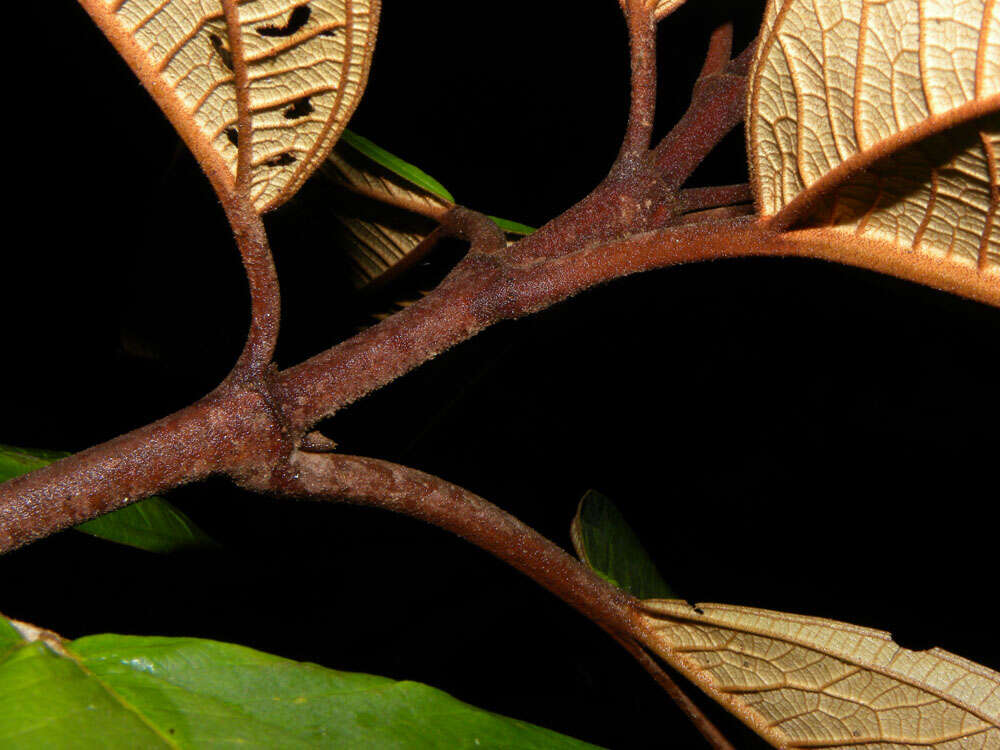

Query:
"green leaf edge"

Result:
[[341, 129, 456, 203], [0, 613, 602, 750], [570, 490, 677, 600], [339, 131, 536, 236], [489, 216, 536, 235]]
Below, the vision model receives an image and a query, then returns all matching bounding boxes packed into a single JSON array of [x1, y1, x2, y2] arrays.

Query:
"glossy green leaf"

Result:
[[336, 131, 535, 237], [570, 490, 676, 599], [0, 613, 600, 749], [326, 131, 535, 287], [0, 445, 216, 554], [340, 129, 456, 203], [0, 617, 19, 652], [489, 216, 536, 235]]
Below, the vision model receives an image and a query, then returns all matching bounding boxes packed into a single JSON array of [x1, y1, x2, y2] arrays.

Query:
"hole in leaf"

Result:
[[283, 96, 314, 119], [209, 33, 234, 72], [891, 632, 935, 652], [264, 152, 297, 167], [685, 600, 705, 615], [320, 28, 341, 37], [257, 5, 311, 37], [225, 128, 238, 147]]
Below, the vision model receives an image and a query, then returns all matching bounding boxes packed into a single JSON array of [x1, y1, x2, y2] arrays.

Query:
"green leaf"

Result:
[[337, 131, 535, 237], [340, 129, 456, 203], [489, 216, 536, 235], [0, 617, 20, 653], [570, 490, 676, 600], [0, 445, 217, 554], [0, 613, 601, 749]]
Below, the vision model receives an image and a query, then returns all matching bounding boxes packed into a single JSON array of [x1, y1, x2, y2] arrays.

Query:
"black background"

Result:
[[2, 1, 998, 747]]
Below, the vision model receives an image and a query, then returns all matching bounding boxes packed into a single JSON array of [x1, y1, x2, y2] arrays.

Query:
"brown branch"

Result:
[[651, 34, 756, 186], [696, 22, 734, 81], [272, 217, 775, 431], [499, 31, 757, 269], [223, 200, 283, 382], [438, 206, 507, 255], [9, 206, 995, 551], [615, 636, 736, 750], [276, 452, 638, 635], [265, 451, 734, 749], [0, 218, 768, 551], [0, 389, 286, 552], [676, 204, 754, 224], [617, 0, 659, 162], [11, 192, 997, 551], [678, 184, 753, 213]]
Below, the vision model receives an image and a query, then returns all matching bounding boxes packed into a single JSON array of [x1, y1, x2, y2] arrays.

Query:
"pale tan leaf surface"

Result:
[[747, 0, 1000, 277], [636, 599, 1000, 749], [93, 0, 380, 212], [336, 214, 431, 287], [322, 144, 451, 287]]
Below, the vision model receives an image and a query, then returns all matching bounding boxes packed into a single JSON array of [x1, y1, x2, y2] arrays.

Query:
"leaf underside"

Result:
[[636, 600, 1000, 749], [324, 136, 452, 286], [97, 0, 380, 212], [0, 614, 599, 749], [748, 0, 1000, 275]]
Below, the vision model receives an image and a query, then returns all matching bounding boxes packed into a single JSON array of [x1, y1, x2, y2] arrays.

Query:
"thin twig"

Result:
[[678, 184, 753, 213], [676, 203, 754, 224], [618, 0, 659, 162], [613, 635, 736, 750], [438, 206, 507, 255], [696, 22, 734, 81], [281, 452, 638, 635], [651, 36, 756, 185]]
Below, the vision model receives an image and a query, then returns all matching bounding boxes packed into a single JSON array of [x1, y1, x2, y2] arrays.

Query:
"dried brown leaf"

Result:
[[335, 214, 434, 288], [325, 146, 453, 222], [322, 143, 452, 287], [83, 0, 380, 212], [636, 599, 1000, 749]]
